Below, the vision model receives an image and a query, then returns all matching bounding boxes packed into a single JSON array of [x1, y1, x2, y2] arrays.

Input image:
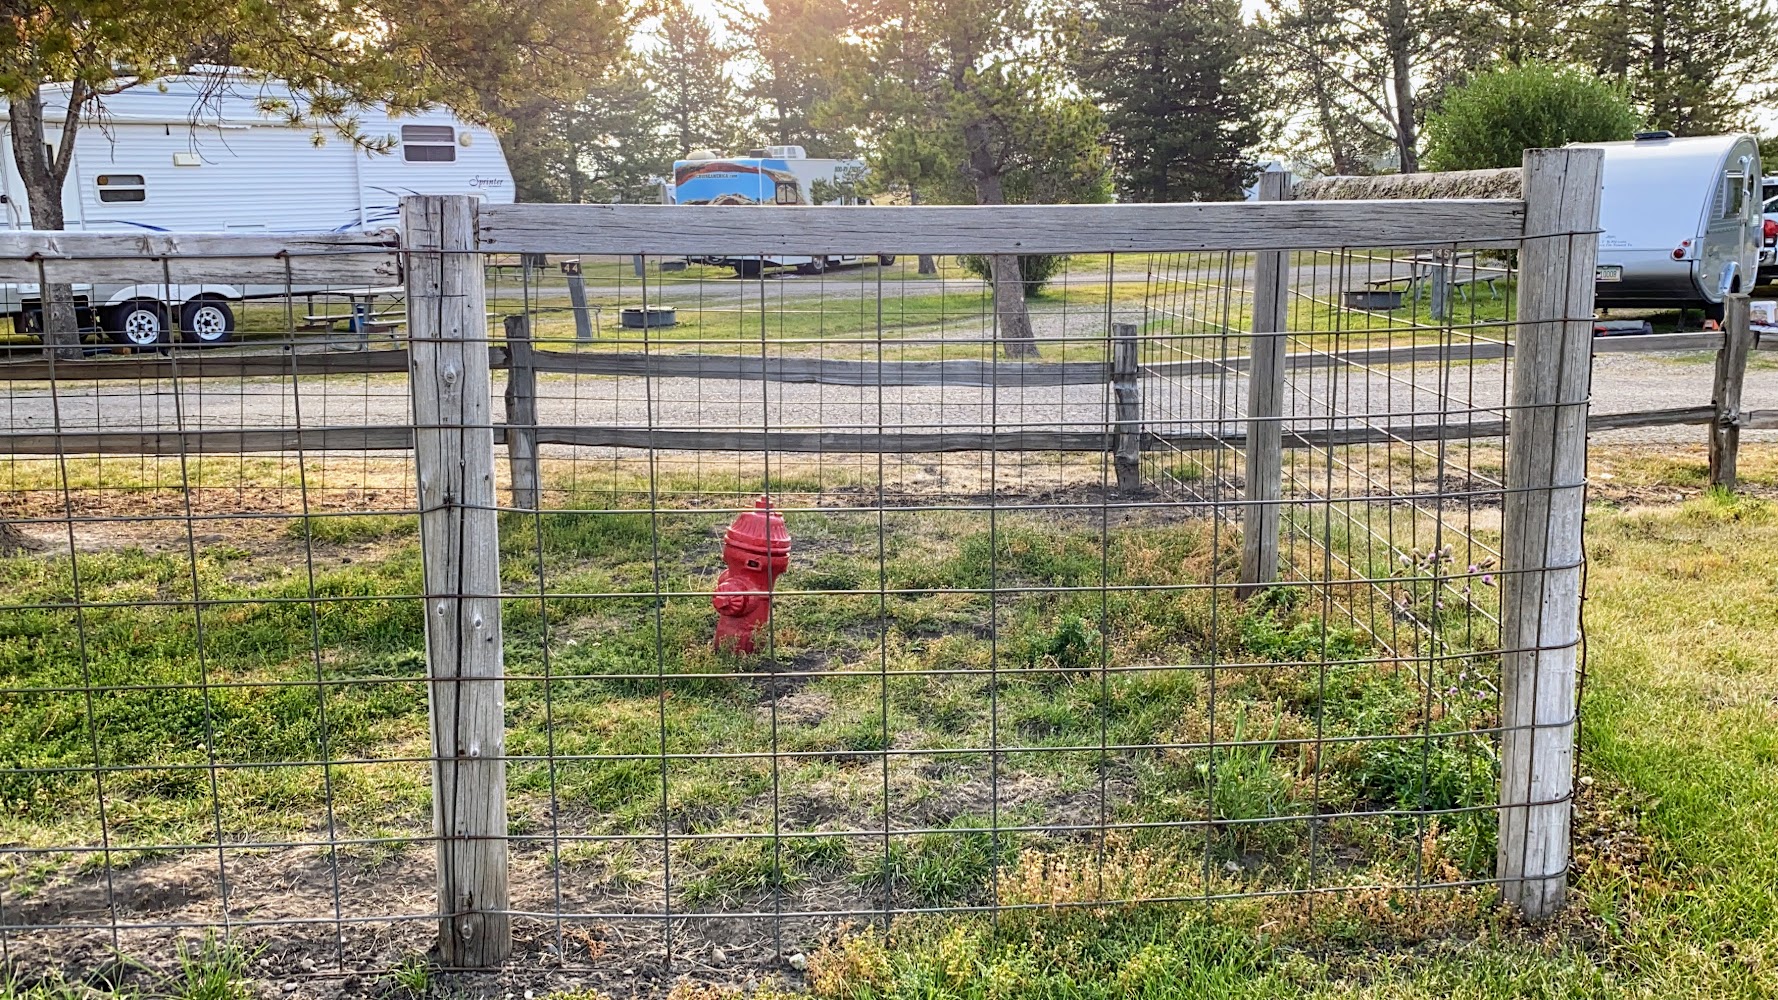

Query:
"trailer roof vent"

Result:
[[764, 145, 807, 159], [687, 149, 723, 161], [1634, 130, 1676, 141]]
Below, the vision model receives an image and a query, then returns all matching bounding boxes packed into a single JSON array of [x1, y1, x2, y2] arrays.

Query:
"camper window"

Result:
[[774, 181, 800, 205], [1720, 173, 1747, 220], [401, 125, 457, 163], [96, 174, 146, 203]]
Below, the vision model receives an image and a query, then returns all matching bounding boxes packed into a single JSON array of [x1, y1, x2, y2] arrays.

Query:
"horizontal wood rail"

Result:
[[476, 201, 1529, 256], [1, 331, 1750, 385], [0, 230, 401, 284], [3, 406, 1762, 458]]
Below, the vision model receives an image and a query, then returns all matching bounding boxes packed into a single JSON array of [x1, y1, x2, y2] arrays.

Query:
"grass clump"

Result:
[[283, 513, 415, 544], [170, 935, 257, 1000], [853, 820, 1013, 906]]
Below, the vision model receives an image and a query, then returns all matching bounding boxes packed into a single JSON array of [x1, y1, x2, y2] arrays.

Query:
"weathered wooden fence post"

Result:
[[1710, 292, 1753, 489], [1111, 321, 1142, 493], [1429, 249, 1455, 321], [402, 194, 511, 965], [562, 259, 594, 342], [503, 314, 541, 510], [1239, 170, 1291, 598], [1497, 147, 1602, 921]]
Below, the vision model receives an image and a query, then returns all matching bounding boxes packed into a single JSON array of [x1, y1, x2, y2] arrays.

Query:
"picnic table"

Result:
[[1361, 252, 1511, 302], [297, 285, 406, 349]]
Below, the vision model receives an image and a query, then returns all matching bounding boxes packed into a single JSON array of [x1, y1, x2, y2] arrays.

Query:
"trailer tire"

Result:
[[180, 298, 236, 345], [106, 300, 171, 347], [797, 256, 828, 276], [878, 255, 896, 266]]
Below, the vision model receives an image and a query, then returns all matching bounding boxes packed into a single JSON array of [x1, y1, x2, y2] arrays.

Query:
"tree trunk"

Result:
[[1387, 0, 1419, 173], [962, 122, 1039, 359], [910, 185, 937, 274], [7, 87, 82, 359], [1310, 75, 1356, 175]]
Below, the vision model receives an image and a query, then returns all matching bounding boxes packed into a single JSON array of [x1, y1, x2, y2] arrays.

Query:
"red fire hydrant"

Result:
[[712, 496, 791, 654]]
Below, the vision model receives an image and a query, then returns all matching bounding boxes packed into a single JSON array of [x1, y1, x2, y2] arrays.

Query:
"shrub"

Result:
[[1423, 62, 1639, 171], [956, 253, 1069, 297]]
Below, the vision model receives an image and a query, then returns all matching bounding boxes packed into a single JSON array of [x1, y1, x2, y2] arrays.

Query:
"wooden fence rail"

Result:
[[0, 230, 400, 284], [0, 327, 1750, 386], [4, 403, 1766, 459]]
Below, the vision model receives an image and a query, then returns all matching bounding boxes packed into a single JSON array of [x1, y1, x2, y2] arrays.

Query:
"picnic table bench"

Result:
[[294, 285, 406, 349], [1360, 253, 1511, 302]]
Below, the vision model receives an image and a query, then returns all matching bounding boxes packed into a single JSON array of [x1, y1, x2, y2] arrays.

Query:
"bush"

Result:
[[1423, 62, 1639, 171], [957, 253, 1069, 297]]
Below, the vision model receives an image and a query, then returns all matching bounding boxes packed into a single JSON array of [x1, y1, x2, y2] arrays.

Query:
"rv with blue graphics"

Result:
[[672, 146, 893, 276], [0, 72, 513, 346]]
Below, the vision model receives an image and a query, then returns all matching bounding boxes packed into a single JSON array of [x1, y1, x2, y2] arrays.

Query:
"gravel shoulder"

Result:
[[5, 349, 1771, 449]]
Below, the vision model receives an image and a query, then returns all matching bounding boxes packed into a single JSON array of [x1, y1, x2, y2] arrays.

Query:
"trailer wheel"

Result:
[[180, 298, 236, 345], [797, 256, 828, 276], [106, 300, 170, 347], [878, 255, 897, 266]]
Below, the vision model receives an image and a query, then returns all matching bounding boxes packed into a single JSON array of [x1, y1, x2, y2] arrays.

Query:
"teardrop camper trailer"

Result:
[[1574, 132, 1762, 317]]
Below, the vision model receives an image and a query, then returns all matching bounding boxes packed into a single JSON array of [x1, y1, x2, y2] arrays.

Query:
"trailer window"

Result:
[[96, 174, 146, 203], [1720, 172, 1747, 220], [401, 125, 458, 163], [774, 181, 800, 205]]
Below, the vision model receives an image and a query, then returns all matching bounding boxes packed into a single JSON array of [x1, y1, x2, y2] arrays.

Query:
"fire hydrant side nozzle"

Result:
[[712, 495, 791, 654]]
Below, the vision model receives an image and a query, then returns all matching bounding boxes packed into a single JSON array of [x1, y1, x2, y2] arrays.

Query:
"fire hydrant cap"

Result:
[[724, 496, 792, 557]]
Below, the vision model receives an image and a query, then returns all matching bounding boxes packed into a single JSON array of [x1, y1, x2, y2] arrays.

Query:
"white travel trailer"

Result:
[[672, 145, 892, 276], [0, 73, 515, 345], [1574, 132, 1761, 316]]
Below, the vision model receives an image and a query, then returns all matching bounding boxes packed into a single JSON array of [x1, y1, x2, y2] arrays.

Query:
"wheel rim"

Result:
[[188, 305, 229, 340], [119, 308, 163, 345]]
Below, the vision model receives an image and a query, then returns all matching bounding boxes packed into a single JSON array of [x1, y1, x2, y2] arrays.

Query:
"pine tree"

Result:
[[838, 0, 1112, 357], [647, 0, 744, 157], [1075, 0, 1264, 201], [507, 62, 674, 203], [1256, 0, 1496, 174], [1568, 0, 1778, 135], [733, 0, 855, 155]]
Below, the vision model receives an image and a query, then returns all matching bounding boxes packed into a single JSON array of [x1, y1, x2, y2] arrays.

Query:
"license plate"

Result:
[[1596, 265, 1623, 282]]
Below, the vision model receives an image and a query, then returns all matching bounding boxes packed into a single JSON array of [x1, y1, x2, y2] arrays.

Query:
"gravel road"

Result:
[[6, 347, 1771, 450]]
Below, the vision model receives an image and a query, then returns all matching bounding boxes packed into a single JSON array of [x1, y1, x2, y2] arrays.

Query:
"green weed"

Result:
[[169, 935, 256, 1000], [853, 820, 1011, 905], [388, 956, 431, 997]]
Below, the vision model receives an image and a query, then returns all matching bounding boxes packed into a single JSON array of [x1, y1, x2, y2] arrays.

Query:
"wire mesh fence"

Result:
[[0, 161, 1598, 988]]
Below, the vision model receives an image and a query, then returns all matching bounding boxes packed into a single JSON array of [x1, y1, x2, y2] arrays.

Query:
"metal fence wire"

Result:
[[0, 155, 1599, 988]]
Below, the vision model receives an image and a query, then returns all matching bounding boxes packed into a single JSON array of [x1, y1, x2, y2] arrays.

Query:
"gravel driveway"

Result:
[[5, 347, 1771, 450]]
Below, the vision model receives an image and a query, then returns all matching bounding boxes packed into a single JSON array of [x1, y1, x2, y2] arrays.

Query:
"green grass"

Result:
[[0, 472, 1485, 902], [803, 482, 1778, 998], [9, 450, 1775, 995], [170, 936, 257, 1000]]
